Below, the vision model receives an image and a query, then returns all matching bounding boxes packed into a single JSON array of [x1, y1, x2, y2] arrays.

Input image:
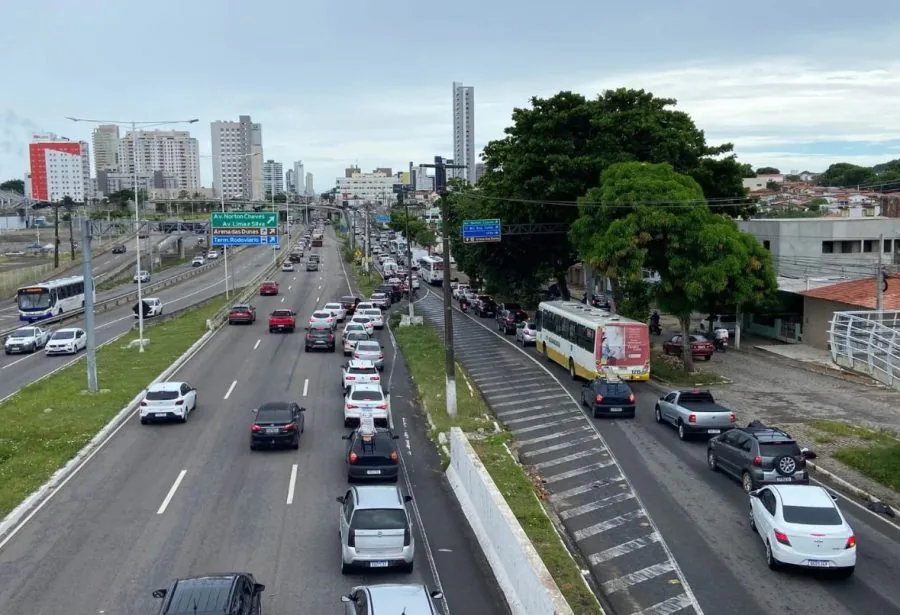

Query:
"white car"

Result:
[[139, 381, 198, 424], [207, 250, 219, 260], [45, 327, 87, 355], [4, 326, 51, 354], [343, 330, 370, 355], [323, 302, 347, 322], [749, 484, 856, 577], [342, 322, 366, 339], [411, 276, 420, 290], [357, 308, 384, 329], [341, 359, 381, 389], [133, 270, 151, 284], [281, 261, 295, 272], [349, 314, 375, 336], [191, 256, 206, 267], [134, 297, 164, 318], [356, 301, 377, 312], [453, 283, 470, 299], [343, 383, 390, 427], [369, 293, 390, 310], [308, 310, 336, 330], [516, 321, 537, 346]]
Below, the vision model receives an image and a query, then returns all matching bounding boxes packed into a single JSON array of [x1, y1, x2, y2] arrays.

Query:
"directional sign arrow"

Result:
[[266, 227, 278, 235], [266, 236, 280, 245]]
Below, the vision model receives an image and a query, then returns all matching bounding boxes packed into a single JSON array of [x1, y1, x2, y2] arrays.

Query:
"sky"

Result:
[[2, 0, 899, 192]]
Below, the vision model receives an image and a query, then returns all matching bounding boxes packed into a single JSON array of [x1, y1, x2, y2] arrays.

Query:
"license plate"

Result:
[[806, 560, 832, 568], [610, 408, 623, 412], [155, 413, 166, 418], [775, 477, 793, 482], [266, 428, 280, 434], [369, 561, 389, 568], [366, 470, 381, 475], [707, 429, 721, 434]]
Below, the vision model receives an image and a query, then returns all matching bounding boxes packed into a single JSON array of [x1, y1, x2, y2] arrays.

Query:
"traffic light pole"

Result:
[[419, 157, 467, 418]]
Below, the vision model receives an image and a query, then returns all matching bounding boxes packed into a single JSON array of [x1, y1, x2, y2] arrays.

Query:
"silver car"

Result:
[[343, 331, 370, 356], [515, 321, 537, 346], [353, 340, 384, 370], [341, 584, 443, 614], [370, 293, 390, 310], [308, 310, 337, 330], [337, 486, 415, 574], [342, 322, 366, 339], [358, 308, 384, 329]]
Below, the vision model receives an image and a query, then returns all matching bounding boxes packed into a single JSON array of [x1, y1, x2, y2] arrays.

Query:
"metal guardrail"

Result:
[[829, 310, 900, 390], [0, 249, 243, 338]]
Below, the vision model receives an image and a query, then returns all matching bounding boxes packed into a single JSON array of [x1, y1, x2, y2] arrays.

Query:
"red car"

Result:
[[259, 281, 279, 296], [662, 334, 714, 361], [268, 309, 296, 333], [228, 304, 256, 325]]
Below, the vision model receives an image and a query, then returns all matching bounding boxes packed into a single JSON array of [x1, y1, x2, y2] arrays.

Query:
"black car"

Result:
[[580, 377, 636, 418], [496, 303, 528, 334], [375, 284, 399, 303], [250, 402, 306, 450], [306, 260, 318, 271], [152, 572, 265, 615], [289, 252, 303, 263], [342, 427, 401, 482], [111, 244, 126, 254], [473, 295, 497, 318], [340, 295, 361, 316], [305, 325, 336, 352]]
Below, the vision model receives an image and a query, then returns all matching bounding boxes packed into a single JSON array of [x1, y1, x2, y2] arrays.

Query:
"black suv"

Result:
[[289, 252, 303, 263], [496, 303, 528, 334], [152, 573, 265, 614], [579, 377, 636, 418], [707, 423, 811, 493], [472, 295, 497, 318], [111, 244, 126, 254], [342, 427, 401, 482]]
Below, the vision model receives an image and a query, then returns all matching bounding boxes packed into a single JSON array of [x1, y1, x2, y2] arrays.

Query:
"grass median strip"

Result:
[[390, 318, 603, 614], [0, 296, 229, 519], [650, 351, 729, 386], [806, 420, 900, 491]]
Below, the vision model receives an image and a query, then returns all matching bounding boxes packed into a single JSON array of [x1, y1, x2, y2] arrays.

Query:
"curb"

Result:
[[807, 461, 886, 505]]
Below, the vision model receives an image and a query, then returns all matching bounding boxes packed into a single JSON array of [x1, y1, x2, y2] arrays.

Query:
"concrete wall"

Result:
[[445, 428, 573, 615], [803, 296, 859, 350]]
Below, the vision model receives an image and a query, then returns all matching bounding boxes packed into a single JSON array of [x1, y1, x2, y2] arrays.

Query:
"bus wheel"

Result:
[[569, 359, 577, 380]]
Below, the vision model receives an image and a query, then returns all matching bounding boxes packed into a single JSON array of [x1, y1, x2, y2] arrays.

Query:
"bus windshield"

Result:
[[17, 289, 52, 311]]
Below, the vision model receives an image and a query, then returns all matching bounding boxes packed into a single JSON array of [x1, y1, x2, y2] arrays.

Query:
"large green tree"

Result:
[[388, 210, 435, 249], [452, 88, 749, 300], [817, 163, 877, 187], [0, 179, 24, 194], [570, 162, 777, 371], [756, 166, 780, 174]]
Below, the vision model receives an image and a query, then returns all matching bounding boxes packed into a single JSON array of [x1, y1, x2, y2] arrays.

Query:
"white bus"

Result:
[[17, 276, 94, 323], [416, 255, 444, 286], [389, 238, 407, 256], [535, 300, 650, 381]]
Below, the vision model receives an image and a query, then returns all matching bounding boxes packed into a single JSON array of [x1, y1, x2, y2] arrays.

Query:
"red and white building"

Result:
[[29, 133, 91, 202]]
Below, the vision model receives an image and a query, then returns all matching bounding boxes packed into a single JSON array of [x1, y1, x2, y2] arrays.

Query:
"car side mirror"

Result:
[[342, 434, 351, 440], [430, 591, 443, 600], [403, 495, 412, 502], [336, 496, 345, 504], [251, 408, 258, 414], [341, 596, 352, 603], [253, 583, 266, 594], [748, 490, 760, 498], [392, 434, 400, 440], [152, 589, 167, 599], [383, 390, 389, 396]]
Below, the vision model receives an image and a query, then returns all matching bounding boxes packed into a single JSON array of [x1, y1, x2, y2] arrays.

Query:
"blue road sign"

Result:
[[211, 235, 280, 247], [462, 218, 501, 244], [375, 214, 391, 224]]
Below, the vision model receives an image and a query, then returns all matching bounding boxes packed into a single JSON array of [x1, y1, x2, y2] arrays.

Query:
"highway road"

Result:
[[0, 230, 508, 615], [0, 243, 276, 401], [413, 288, 900, 615]]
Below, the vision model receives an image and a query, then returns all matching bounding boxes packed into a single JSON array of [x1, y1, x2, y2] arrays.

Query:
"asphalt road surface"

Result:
[[0, 231, 507, 615], [413, 287, 900, 615], [0, 244, 275, 401]]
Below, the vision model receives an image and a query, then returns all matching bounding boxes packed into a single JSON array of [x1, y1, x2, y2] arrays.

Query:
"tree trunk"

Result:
[[53, 205, 60, 268], [610, 277, 625, 313], [68, 211, 76, 260], [680, 316, 695, 373], [556, 274, 571, 301]]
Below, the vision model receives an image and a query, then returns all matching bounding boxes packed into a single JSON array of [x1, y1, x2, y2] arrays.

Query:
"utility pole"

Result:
[[394, 186, 416, 318], [419, 156, 468, 417], [364, 204, 371, 274], [81, 219, 98, 392], [877, 233, 885, 321], [67, 202, 76, 260], [53, 203, 60, 268]]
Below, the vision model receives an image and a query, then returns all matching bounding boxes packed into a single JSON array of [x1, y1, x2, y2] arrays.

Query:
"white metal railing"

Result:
[[829, 310, 900, 389]]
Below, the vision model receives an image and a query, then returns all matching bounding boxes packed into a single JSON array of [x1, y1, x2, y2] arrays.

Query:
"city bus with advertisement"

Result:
[[535, 300, 650, 381], [16, 276, 94, 323], [416, 255, 444, 285]]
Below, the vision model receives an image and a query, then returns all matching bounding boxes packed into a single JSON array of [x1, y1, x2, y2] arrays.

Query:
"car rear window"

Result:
[[310, 328, 331, 336], [325, 304, 341, 310], [313, 312, 330, 318], [357, 342, 380, 351], [351, 508, 406, 530], [347, 333, 368, 341], [231, 305, 250, 311], [782, 505, 842, 525], [272, 310, 292, 317], [678, 392, 715, 404], [351, 390, 383, 401], [146, 390, 179, 400], [361, 310, 380, 316], [168, 584, 231, 613], [257, 408, 293, 423], [350, 366, 378, 375], [759, 442, 801, 457], [354, 317, 371, 323], [600, 383, 631, 395], [341, 296, 356, 303]]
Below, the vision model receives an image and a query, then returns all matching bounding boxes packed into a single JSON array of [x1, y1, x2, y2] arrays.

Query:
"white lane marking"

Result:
[[280, 297, 285, 303], [589, 533, 661, 565], [293, 276, 296, 281], [315, 296, 319, 303], [223, 380, 237, 400], [288, 285, 292, 291], [401, 417, 413, 457], [253, 339, 261, 350], [286, 464, 298, 505], [156, 469, 187, 515], [302, 378, 309, 397], [317, 285, 321, 290]]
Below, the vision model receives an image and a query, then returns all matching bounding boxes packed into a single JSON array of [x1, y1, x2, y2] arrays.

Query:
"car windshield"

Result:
[[351, 508, 406, 530], [357, 342, 380, 352], [231, 305, 250, 311], [52, 331, 75, 340], [10, 329, 35, 338], [782, 505, 842, 526], [349, 366, 377, 375], [146, 389, 179, 400], [348, 333, 368, 341], [257, 407, 293, 423], [271, 310, 292, 317], [351, 390, 383, 401]]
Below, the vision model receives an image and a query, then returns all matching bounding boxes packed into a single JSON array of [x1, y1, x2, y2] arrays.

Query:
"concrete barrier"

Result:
[[446, 427, 573, 615]]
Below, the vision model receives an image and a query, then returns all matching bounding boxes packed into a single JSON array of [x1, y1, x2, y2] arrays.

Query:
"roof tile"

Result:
[[800, 275, 900, 309]]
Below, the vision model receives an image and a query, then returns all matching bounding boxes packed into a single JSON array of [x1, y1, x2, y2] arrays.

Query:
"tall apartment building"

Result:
[[285, 169, 295, 193], [452, 81, 476, 184], [28, 133, 91, 202], [293, 161, 305, 194], [117, 130, 201, 191], [474, 162, 486, 184], [211, 115, 264, 200], [415, 165, 434, 191], [92, 125, 119, 174], [305, 172, 314, 196], [262, 160, 284, 195]]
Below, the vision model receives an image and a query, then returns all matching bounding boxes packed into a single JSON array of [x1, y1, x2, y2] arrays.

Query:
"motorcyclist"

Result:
[[649, 310, 661, 333], [458, 292, 469, 312], [714, 326, 729, 351]]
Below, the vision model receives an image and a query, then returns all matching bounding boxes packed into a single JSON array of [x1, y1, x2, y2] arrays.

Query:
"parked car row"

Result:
[[3, 325, 90, 356]]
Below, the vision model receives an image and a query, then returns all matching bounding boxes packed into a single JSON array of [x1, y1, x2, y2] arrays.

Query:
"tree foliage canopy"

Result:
[[755, 166, 780, 175], [450, 88, 749, 301], [0, 179, 24, 194], [388, 210, 435, 248]]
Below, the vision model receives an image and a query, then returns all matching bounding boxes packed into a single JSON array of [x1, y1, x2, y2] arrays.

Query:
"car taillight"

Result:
[[140, 400, 147, 407], [595, 394, 604, 402], [306, 334, 312, 340], [328, 334, 334, 340], [378, 353, 384, 359], [752, 455, 763, 466], [251, 424, 261, 433], [774, 530, 791, 546], [349, 451, 358, 464], [688, 414, 697, 423], [283, 423, 296, 432], [729, 413, 736, 423], [628, 393, 635, 403], [845, 535, 857, 549], [390, 450, 398, 461], [372, 375, 380, 380], [403, 526, 411, 546], [346, 375, 355, 380], [347, 404, 358, 409], [175, 399, 184, 406], [376, 403, 387, 409]]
